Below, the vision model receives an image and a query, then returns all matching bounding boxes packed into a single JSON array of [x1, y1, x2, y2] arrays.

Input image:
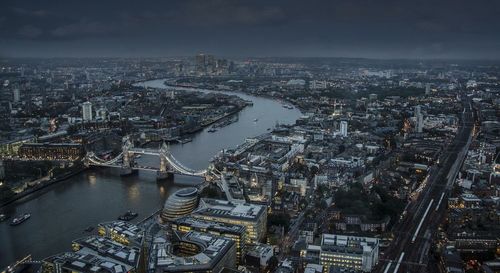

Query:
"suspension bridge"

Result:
[[85, 137, 207, 179]]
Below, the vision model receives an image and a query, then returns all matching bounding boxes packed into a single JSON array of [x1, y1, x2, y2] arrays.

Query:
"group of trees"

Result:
[[335, 182, 405, 222]]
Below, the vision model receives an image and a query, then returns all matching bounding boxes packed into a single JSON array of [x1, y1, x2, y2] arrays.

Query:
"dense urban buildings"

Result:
[[0, 14, 499, 272], [1, 55, 499, 273]]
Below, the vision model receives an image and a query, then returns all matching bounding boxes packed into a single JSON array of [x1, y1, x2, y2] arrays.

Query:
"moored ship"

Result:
[[10, 213, 31, 226], [118, 210, 138, 221], [0, 213, 9, 222]]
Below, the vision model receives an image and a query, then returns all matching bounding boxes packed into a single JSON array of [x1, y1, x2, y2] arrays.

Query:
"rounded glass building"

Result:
[[160, 187, 199, 222]]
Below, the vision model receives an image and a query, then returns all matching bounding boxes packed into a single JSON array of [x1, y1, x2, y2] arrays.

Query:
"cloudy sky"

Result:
[[1, 0, 499, 59]]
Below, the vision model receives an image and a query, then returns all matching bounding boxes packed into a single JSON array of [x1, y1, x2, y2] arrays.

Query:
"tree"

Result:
[[267, 256, 279, 271], [268, 213, 291, 232]]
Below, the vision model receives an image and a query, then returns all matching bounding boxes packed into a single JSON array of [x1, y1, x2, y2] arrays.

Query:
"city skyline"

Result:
[[1, 1, 499, 273]]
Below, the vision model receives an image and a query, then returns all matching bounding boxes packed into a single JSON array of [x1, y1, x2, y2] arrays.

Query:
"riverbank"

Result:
[[163, 82, 305, 114], [0, 165, 88, 208], [1, 80, 302, 268]]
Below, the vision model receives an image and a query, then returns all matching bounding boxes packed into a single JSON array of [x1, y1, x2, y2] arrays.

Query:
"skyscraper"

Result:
[[195, 53, 216, 75], [425, 83, 431, 95], [415, 105, 423, 133], [340, 121, 348, 137], [82, 101, 93, 121], [13, 88, 20, 103], [195, 53, 207, 74]]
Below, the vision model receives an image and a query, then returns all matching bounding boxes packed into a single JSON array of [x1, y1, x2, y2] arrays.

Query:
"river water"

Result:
[[0, 79, 302, 268]]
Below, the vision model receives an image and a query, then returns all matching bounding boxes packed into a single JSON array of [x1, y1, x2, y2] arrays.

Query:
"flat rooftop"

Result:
[[73, 236, 140, 267], [98, 221, 144, 239], [152, 231, 235, 272], [320, 234, 379, 254], [194, 199, 265, 221], [173, 216, 246, 235], [44, 252, 130, 273]]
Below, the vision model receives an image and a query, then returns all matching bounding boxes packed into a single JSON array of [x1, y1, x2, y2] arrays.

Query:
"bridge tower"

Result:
[[157, 142, 173, 180], [120, 137, 137, 176]]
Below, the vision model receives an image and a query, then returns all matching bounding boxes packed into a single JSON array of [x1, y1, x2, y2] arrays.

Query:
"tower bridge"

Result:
[[85, 137, 207, 179]]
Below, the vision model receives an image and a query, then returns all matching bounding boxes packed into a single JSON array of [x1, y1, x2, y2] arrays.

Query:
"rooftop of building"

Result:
[[194, 199, 265, 221], [174, 187, 198, 198], [98, 221, 144, 240], [173, 216, 246, 235], [246, 244, 273, 258], [44, 252, 131, 273], [320, 234, 379, 254], [72, 236, 140, 267], [152, 231, 235, 272]]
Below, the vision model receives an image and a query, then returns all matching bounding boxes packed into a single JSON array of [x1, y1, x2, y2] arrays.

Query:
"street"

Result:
[[377, 97, 475, 273]]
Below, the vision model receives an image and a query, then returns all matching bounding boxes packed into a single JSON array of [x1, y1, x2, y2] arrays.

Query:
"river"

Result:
[[0, 79, 302, 268]]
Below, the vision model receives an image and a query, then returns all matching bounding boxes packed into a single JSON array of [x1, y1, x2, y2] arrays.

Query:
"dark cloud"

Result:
[[0, 0, 499, 58], [17, 25, 43, 39], [50, 20, 120, 39]]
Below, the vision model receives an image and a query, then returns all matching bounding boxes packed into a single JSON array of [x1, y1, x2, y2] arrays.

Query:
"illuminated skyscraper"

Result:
[[82, 101, 93, 121], [13, 88, 20, 103], [415, 105, 423, 133], [340, 120, 348, 137]]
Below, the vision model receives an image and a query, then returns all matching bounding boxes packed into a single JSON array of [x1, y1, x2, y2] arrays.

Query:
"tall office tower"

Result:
[[13, 88, 20, 103], [195, 54, 207, 74], [425, 83, 431, 94], [205, 54, 216, 73], [82, 101, 93, 121], [340, 121, 348, 137], [415, 105, 423, 133]]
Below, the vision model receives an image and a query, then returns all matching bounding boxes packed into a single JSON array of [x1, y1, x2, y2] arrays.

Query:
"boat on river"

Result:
[[118, 210, 138, 221], [0, 213, 9, 222], [10, 213, 31, 226]]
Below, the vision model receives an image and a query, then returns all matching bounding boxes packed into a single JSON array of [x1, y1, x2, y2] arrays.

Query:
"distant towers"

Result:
[[195, 53, 225, 75], [415, 105, 423, 133], [340, 120, 348, 137], [82, 101, 93, 121], [425, 83, 431, 95], [195, 53, 207, 74], [13, 88, 20, 103]]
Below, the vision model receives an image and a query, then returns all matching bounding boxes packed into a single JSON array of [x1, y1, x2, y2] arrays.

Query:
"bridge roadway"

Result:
[[377, 97, 475, 273], [86, 146, 207, 177]]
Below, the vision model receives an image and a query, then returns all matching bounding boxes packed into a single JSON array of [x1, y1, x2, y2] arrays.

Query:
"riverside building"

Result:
[[192, 199, 267, 244], [149, 231, 236, 273], [160, 187, 199, 222], [172, 216, 246, 264]]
